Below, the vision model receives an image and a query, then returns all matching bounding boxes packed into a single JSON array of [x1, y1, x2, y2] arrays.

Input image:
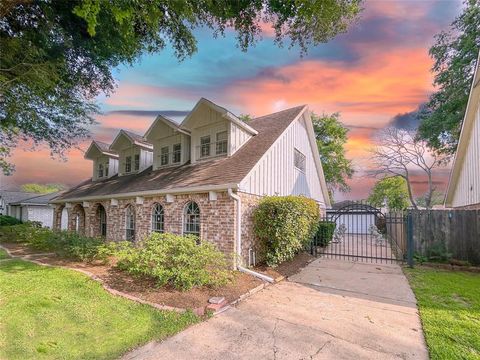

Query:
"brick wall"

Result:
[[238, 192, 263, 266]]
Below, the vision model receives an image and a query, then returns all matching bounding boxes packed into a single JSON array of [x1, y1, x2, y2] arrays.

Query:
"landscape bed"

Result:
[[405, 266, 480, 360], [0, 258, 199, 360]]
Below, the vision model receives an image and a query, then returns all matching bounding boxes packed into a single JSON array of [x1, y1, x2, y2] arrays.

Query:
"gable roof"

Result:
[[181, 98, 258, 135], [144, 115, 190, 140], [10, 192, 62, 206], [0, 191, 38, 205], [110, 129, 153, 151], [445, 52, 480, 205], [52, 105, 308, 202], [85, 140, 119, 159]]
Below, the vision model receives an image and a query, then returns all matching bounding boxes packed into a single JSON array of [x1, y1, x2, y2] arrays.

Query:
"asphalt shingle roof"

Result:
[[54, 105, 306, 202]]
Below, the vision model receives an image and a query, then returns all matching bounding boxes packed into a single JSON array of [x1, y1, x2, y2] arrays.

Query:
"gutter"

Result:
[[227, 188, 274, 283]]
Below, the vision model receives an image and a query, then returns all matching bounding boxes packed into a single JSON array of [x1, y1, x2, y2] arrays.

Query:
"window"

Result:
[[151, 203, 164, 233], [125, 156, 132, 173], [172, 143, 181, 163], [294, 148, 306, 172], [183, 201, 200, 239], [134, 154, 140, 171], [105, 162, 109, 177], [98, 163, 104, 178], [216, 131, 228, 155], [125, 205, 135, 241], [200, 136, 210, 158], [98, 205, 107, 237], [160, 146, 169, 166]]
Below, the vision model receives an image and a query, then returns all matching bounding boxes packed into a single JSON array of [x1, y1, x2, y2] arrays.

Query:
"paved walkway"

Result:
[[122, 258, 428, 360]]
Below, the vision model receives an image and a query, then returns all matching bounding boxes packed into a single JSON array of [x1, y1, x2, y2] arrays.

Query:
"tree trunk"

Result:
[[404, 174, 418, 209]]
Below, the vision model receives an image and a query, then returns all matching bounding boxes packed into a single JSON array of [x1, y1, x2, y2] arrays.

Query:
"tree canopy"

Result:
[[312, 112, 354, 198], [0, 0, 362, 175], [417, 0, 480, 155], [21, 183, 65, 194], [367, 176, 410, 211]]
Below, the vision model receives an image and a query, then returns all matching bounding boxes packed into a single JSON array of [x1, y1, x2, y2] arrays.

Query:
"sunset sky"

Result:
[[3, 0, 463, 201]]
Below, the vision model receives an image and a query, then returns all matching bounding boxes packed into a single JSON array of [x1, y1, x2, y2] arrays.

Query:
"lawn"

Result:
[[0, 248, 9, 259], [0, 259, 199, 360], [405, 267, 480, 360]]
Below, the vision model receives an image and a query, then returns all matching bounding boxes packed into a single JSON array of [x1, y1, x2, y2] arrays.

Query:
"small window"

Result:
[[183, 201, 200, 239], [172, 143, 181, 163], [294, 148, 306, 172], [160, 146, 169, 166], [151, 203, 164, 233], [98, 163, 104, 178], [200, 136, 210, 158], [125, 205, 135, 241], [134, 154, 140, 171], [216, 131, 228, 155], [125, 156, 132, 173], [105, 162, 109, 177]]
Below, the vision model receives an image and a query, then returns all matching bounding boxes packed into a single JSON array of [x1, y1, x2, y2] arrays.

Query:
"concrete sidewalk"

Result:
[[122, 258, 428, 360]]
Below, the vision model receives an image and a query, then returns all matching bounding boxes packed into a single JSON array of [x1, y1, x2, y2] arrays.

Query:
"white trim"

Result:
[[84, 141, 119, 160], [144, 115, 190, 141], [51, 183, 239, 204], [110, 130, 153, 152], [209, 191, 218, 201]]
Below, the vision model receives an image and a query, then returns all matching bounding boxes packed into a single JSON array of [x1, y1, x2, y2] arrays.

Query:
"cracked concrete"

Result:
[[122, 258, 428, 360]]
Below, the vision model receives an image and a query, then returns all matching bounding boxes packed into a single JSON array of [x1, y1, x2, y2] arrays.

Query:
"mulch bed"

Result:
[[1, 242, 263, 309], [254, 251, 316, 280]]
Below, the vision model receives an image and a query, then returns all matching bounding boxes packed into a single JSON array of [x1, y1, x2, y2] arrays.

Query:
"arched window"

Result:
[[183, 201, 200, 238], [98, 205, 107, 237], [151, 203, 164, 233], [125, 205, 135, 241]]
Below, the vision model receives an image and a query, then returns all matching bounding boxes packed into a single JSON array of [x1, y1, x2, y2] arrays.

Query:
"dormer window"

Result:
[[173, 143, 181, 163], [200, 136, 211, 158], [216, 131, 228, 155], [160, 146, 169, 166], [134, 154, 140, 171], [125, 156, 132, 173], [98, 164, 104, 178]]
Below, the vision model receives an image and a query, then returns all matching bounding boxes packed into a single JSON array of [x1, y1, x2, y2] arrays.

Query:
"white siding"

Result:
[[92, 155, 118, 181], [240, 112, 326, 205], [452, 105, 480, 207], [190, 117, 229, 163], [152, 133, 190, 169], [229, 122, 253, 155], [118, 145, 153, 176]]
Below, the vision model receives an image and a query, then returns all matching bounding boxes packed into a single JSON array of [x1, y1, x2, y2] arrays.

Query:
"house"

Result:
[[445, 53, 480, 209], [51, 98, 331, 265], [1, 191, 67, 228], [327, 201, 377, 234], [0, 190, 37, 216]]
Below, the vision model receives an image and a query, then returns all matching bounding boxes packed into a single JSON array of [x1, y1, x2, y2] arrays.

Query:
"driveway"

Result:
[[123, 258, 428, 360]]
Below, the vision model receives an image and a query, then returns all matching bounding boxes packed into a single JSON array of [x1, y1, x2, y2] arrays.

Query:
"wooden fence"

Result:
[[409, 209, 480, 265]]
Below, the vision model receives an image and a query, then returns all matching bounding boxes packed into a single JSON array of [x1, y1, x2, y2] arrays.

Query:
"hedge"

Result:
[[313, 221, 336, 247], [0, 215, 22, 226], [253, 195, 320, 266]]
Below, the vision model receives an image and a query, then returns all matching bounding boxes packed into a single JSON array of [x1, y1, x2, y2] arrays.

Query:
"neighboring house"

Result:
[[51, 98, 330, 265], [445, 53, 480, 209], [8, 192, 66, 228], [327, 201, 376, 234], [0, 191, 38, 216]]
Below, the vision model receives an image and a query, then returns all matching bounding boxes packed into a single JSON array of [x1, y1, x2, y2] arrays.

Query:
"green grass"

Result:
[[0, 259, 199, 360], [0, 248, 9, 259], [405, 267, 480, 360]]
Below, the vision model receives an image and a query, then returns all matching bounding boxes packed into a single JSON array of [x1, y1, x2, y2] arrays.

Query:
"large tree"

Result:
[[0, 0, 362, 175], [417, 0, 480, 155], [370, 128, 447, 209], [367, 176, 410, 211], [20, 183, 65, 194], [312, 112, 354, 198]]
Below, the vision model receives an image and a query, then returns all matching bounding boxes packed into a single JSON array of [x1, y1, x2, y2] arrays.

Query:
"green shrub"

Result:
[[314, 221, 336, 247], [113, 233, 233, 290], [253, 195, 320, 266], [0, 215, 22, 226]]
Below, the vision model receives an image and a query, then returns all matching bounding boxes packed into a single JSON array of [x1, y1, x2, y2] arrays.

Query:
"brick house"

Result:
[[51, 98, 330, 266]]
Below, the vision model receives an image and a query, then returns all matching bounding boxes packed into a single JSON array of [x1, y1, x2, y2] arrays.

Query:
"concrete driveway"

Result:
[[122, 258, 428, 360]]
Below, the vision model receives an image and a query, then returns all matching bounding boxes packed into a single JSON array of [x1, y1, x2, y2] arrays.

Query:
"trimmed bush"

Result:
[[253, 195, 320, 266], [113, 232, 233, 290], [314, 221, 336, 247], [0, 215, 22, 226]]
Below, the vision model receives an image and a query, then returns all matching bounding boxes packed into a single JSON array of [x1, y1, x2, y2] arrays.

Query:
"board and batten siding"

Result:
[[229, 122, 253, 156], [452, 104, 480, 207], [239, 112, 326, 206]]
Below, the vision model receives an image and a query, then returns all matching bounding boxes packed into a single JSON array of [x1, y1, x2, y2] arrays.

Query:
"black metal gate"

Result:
[[311, 202, 407, 264]]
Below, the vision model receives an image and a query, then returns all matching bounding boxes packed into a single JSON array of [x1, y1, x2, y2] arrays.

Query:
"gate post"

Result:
[[406, 210, 414, 268]]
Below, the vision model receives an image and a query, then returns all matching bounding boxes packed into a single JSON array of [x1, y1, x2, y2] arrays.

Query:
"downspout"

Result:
[[227, 188, 274, 283]]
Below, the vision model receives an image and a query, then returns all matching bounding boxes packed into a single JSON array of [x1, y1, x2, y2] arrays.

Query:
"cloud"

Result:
[[389, 110, 421, 130], [106, 110, 190, 118]]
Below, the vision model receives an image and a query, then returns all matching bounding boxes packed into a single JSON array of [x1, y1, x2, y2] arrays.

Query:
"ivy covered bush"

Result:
[[0, 215, 22, 226], [253, 195, 320, 266], [113, 232, 233, 290]]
